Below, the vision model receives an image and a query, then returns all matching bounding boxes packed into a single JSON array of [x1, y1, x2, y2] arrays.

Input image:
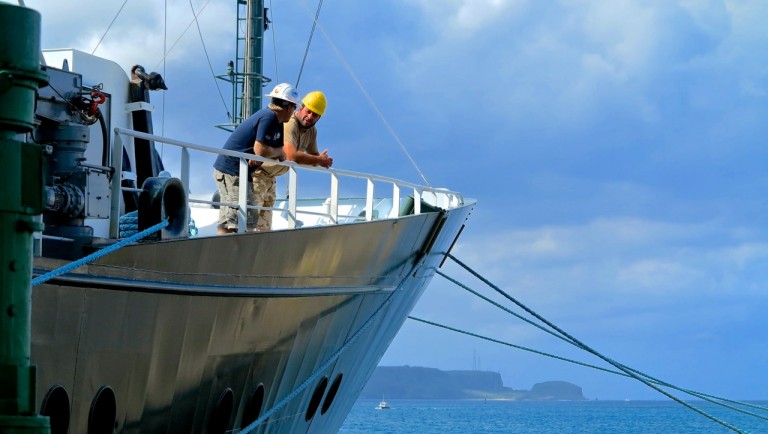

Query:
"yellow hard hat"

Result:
[[302, 91, 327, 116]]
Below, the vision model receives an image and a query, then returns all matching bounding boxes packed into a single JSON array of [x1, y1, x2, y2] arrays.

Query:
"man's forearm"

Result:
[[291, 151, 319, 165], [254, 140, 284, 159]]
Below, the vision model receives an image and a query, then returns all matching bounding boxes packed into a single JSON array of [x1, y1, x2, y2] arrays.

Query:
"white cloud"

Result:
[[616, 259, 701, 292], [717, 242, 768, 273], [453, 0, 523, 32], [26, 0, 233, 75], [405, 0, 528, 35], [574, 0, 659, 80], [394, 0, 767, 135], [454, 216, 768, 308], [679, 0, 729, 34]]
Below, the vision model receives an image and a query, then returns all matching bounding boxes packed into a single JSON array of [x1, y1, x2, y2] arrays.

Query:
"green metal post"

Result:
[[0, 4, 50, 433], [243, 0, 265, 118]]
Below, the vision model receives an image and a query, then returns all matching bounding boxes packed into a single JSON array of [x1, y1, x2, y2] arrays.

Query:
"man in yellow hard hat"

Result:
[[251, 90, 333, 231], [283, 91, 333, 168]]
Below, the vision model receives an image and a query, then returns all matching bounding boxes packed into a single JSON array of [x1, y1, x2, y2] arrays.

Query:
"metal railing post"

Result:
[[237, 158, 248, 232], [330, 173, 339, 224], [180, 147, 190, 195], [365, 178, 374, 221], [287, 167, 298, 228], [109, 131, 124, 239], [390, 183, 401, 218]]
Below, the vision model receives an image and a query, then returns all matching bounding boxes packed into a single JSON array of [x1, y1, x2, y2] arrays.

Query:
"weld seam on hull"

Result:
[[31, 273, 397, 297]]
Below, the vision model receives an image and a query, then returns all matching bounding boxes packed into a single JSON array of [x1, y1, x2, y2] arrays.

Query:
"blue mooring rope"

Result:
[[240, 288, 399, 433], [31, 219, 169, 287], [444, 253, 748, 434], [119, 210, 197, 238], [32, 214, 397, 432]]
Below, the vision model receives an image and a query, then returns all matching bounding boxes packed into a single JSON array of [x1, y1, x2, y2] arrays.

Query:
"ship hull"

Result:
[[32, 203, 473, 433]]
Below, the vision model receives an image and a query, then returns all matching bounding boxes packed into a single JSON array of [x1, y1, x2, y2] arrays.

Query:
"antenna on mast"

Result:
[[215, 0, 272, 131]]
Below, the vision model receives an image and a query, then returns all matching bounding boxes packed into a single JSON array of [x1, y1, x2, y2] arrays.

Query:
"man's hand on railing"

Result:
[[248, 159, 263, 169]]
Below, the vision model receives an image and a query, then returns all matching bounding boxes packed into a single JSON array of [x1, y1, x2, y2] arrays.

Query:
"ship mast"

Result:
[[217, 0, 270, 130]]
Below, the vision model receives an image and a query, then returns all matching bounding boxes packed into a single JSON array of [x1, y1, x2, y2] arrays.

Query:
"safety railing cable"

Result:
[[31, 219, 169, 287], [443, 253, 747, 434]]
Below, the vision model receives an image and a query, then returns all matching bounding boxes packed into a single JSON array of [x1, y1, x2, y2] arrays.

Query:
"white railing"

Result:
[[111, 128, 464, 236]]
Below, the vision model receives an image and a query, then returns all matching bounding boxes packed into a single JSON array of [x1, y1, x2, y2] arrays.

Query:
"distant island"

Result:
[[360, 366, 586, 401]]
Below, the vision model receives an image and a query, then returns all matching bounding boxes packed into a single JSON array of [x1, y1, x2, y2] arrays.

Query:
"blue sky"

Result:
[[18, 0, 768, 402]]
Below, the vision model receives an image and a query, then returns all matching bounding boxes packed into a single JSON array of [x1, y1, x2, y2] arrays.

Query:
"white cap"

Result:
[[265, 83, 300, 105]]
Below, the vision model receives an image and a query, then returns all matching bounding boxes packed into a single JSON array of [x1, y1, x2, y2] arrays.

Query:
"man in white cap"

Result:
[[212, 82, 299, 234]]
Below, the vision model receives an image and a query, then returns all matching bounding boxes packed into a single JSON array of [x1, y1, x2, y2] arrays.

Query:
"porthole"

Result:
[[305, 376, 328, 422], [88, 385, 116, 434], [321, 373, 343, 415], [41, 384, 70, 434], [241, 383, 265, 429], [209, 388, 234, 434]]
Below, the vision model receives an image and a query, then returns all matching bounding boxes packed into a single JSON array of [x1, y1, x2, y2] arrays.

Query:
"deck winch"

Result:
[[34, 67, 112, 259], [32, 58, 183, 258]]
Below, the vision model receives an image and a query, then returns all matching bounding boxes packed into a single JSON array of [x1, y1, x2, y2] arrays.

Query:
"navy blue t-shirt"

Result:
[[213, 108, 284, 176]]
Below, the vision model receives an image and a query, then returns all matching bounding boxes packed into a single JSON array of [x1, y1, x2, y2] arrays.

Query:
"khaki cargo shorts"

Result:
[[213, 169, 257, 230], [252, 171, 277, 231]]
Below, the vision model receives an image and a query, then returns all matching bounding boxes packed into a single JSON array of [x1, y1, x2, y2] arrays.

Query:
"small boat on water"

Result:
[[376, 401, 391, 410], [1, 1, 472, 433]]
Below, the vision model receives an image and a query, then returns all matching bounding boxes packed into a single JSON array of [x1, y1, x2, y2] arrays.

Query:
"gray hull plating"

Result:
[[32, 204, 472, 433]]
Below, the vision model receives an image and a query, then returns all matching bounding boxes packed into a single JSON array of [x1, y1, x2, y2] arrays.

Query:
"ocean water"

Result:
[[339, 399, 768, 433]]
